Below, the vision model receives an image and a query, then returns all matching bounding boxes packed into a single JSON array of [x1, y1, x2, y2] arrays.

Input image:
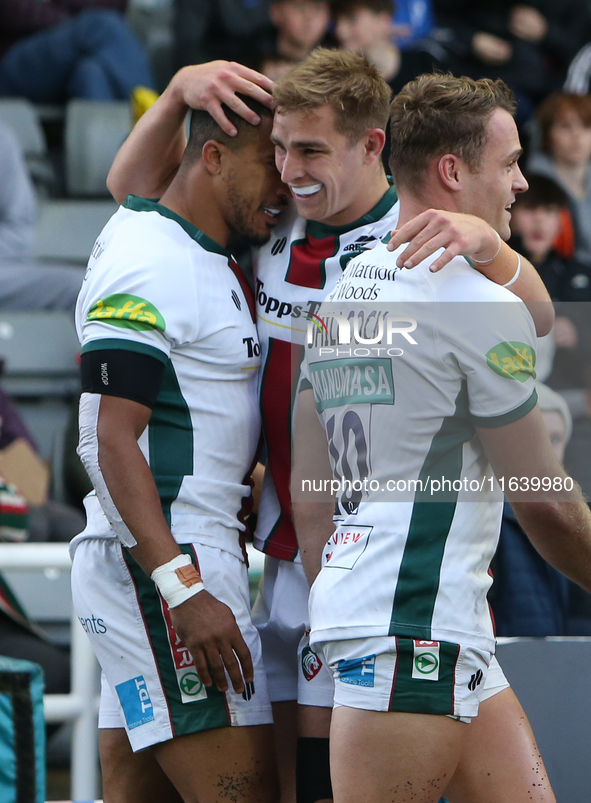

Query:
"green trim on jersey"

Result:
[[123, 195, 231, 258], [306, 185, 398, 239], [389, 382, 473, 639], [149, 360, 194, 526], [81, 338, 168, 365], [300, 377, 313, 392], [123, 547, 230, 735], [389, 638, 460, 715], [472, 388, 537, 428]]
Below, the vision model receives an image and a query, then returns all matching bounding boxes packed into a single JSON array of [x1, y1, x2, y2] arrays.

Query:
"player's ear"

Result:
[[438, 154, 463, 192], [201, 140, 225, 175], [363, 128, 386, 164]]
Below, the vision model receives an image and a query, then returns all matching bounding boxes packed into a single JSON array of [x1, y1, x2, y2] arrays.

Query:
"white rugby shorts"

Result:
[[71, 537, 272, 752], [320, 635, 509, 722], [251, 556, 334, 707]]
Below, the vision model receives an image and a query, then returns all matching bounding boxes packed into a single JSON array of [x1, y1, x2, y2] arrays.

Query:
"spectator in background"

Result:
[[332, 0, 441, 94], [174, 0, 274, 69], [490, 383, 572, 637], [509, 174, 591, 301], [432, 0, 590, 114], [0, 0, 155, 103], [0, 122, 82, 313], [528, 92, 591, 269], [268, 0, 331, 62]]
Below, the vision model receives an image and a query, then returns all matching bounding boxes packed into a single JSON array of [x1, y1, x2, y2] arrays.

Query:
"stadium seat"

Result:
[[65, 100, 131, 196], [0, 98, 56, 195], [33, 199, 117, 265], [497, 637, 591, 798], [0, 312, 81, 502]]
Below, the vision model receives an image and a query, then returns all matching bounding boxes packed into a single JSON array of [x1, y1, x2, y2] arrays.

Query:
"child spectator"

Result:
[[528, 93, 591, 268], [332, 0, 440, 93], [269, 0, 331, 62], [509, 174, 591, 301]]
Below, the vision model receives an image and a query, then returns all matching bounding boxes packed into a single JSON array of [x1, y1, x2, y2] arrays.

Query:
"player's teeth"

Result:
[[291, 183, 323, 197], [263, 208, 282, 216]]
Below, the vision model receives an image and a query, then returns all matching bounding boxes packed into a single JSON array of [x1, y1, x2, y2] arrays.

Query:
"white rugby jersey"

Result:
[[303, 240, 538, 653], [253, 186, 400, 560], [73, 196, 261, 561]]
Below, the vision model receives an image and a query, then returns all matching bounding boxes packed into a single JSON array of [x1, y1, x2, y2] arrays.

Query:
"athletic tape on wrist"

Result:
[[472, 230, 502, 264], [151, 554, 204, 608], [502, 253, 522, 287]]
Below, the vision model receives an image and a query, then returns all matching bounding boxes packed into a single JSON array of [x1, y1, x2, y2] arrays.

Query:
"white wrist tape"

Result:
[[502, 253, 522, 287], [151, 554, 204, 609]]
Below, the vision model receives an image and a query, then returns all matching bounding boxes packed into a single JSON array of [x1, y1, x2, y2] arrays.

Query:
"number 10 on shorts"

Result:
[[411, 640, 440, 681]]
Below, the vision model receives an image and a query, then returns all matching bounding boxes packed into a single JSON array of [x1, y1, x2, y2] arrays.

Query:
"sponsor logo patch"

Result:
[[486, 341, 536, 382], [301, 644, 323, 682], [160, 598, 208, 704], [324, 525, 373, 570], [87, 294, 165, 333], [309, 357, 394, 411], [411, 640, 440, 681], [115, 675, 155, 730], [468, 669, 483, 691], [335, 654, 376, 687]]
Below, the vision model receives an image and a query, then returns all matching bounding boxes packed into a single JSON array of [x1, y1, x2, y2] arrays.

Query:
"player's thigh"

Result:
[[443, 686, 556, 803], [330, 706, 468, 803], [153, 723, 279, 803], [100, 727, 184, 803]]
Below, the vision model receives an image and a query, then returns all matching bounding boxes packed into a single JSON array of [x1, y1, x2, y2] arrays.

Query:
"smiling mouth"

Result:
[[262, 207, 283, 219], [290, 183, 323, 198]]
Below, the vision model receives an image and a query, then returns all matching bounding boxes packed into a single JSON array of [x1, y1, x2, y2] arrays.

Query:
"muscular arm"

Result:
[[291, 388, 335, 586], [107, 61, 274, 203], [477, 406, 591, 592], [97, 393, 253, 692], [388, 210, 554, 336]]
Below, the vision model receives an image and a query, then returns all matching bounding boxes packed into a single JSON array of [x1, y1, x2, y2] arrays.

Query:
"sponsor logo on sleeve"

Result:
[[411, 640, 440, 681], [335, 654, 376, 687], [486, 341, 536, 382], [115, 675, 155, 729], [87, 294, 165, 333]]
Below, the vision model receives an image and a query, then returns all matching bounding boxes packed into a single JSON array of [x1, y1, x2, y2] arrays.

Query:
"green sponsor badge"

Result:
[[486, 341, 536, 382], [87, 294, 166, 333]]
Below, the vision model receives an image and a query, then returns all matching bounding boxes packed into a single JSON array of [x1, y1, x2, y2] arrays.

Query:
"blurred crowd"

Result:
[[0, 0, 591, 683]]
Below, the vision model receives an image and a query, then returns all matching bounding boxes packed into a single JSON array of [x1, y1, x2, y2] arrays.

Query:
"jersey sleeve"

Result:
[[78, 235, 200, 365], [437, 287, 538, 427]]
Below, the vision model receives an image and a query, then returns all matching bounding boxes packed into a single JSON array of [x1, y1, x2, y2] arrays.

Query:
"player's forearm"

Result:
[[98, 432, 181, 574], [513, 491, 591, 593], [107, 74, 188, 204], [293, 502, 335, 586], [476, 243, 554, 336]]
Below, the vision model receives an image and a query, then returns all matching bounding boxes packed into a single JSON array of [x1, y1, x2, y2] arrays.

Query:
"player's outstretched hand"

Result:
[[387, 209, 501, 272], [169, 589, 254, 694], [172, 61, 274, 136]]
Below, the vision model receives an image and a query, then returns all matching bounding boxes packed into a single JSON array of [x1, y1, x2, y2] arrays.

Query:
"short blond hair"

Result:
[[272, 48, 391, 142], [389, 73, 516, 191]]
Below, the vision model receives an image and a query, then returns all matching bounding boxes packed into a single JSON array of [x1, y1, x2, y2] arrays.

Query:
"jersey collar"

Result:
[[123, 195, 231, 258], [305, 183, 398, 240]]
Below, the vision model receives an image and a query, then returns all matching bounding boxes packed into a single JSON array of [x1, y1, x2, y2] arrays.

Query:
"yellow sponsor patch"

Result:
[[87, 294, 165, 333], [486, 341, 536, 382]]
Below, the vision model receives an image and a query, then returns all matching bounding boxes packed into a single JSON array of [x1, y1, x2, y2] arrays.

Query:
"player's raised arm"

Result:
[[291, 387, 336, 586], [90, 393, 254, 694], [107, 61, 274, 204], [388, 210, 554, 336], [477, 406, 591, 592]]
